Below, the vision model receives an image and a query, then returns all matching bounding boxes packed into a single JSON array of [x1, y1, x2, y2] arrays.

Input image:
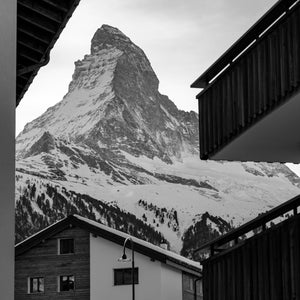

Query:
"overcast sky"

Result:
[[16, 0, 279, 134], [15, 0, 300, 174]]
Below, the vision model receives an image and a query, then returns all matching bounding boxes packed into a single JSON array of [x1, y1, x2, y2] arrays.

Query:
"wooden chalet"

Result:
[[194, 194, 300, 300], [15, 215, 202, 300], [191, 0, 300, 163]]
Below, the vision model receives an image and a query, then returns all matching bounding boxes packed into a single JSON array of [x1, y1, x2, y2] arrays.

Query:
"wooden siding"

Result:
[[202, 214, 300, 300], [15, 226, 90, 300], [197, 1, 300, 159]]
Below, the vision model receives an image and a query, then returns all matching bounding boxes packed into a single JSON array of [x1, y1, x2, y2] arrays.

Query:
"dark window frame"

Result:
[[182, 272, 202, 296], [59, 275, 75, 292], [58, 238, 74, 255], [29, 277, 44, 293], [114, 268, 139, 285]]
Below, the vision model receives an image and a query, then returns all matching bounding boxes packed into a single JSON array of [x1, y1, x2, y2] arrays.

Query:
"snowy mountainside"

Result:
[[16, 25, 300, 256]]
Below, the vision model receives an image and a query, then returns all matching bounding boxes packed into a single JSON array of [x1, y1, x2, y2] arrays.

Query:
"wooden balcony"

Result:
[[191, 0, 300, 162], [195, 194, 300, 300]]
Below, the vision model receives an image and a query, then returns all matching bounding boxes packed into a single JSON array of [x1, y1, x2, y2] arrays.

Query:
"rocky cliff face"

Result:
[[16, 25, 300, 255], [17, 25, 198, 164]]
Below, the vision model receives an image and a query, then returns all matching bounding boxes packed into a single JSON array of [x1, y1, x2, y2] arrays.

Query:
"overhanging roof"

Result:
[[17, 0, 81, 107], [15, 215, 202, 275]]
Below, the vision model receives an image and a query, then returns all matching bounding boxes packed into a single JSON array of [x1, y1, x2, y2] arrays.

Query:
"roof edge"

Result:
[[194, 194, 300, 253], [191, 0, 298, 89], [15, 215, 201, 275]]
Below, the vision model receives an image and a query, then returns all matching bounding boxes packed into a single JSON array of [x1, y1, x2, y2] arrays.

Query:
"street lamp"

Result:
[[118, 237, 135, 300]]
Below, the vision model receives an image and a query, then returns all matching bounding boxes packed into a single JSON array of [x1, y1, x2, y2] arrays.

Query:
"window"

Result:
[[59, 238, 74, 254], [114, 268, 139, 285], [182, 273, 203, 299], [183, 273, 195, 292], [187, 277, 194, 291], [28, 277, 44, 293], [59, 275, 75, 292]]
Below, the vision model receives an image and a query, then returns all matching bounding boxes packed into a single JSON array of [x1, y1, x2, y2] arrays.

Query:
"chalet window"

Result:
[[182, 273, 202, 299], [58, 238, 74, 254], [59, 275, 75, 292], [114, 268, 139, 285], [28, 277, 44, 293], [186, 276, 194, 292]]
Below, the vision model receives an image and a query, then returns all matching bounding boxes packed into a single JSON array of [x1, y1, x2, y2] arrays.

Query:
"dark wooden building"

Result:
[[191, 0, 300, 163], [15, 225, 90, 300], [195, 194, 300, 300], [191, 1, 300, 299], [15, 215, 202, 300]]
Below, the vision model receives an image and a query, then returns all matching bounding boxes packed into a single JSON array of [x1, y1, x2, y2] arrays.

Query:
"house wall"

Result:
[[0, 0, 16, 299], [90, 234, 184, 300], [161, 263, 182, 300], [15, 226, 90, 300]]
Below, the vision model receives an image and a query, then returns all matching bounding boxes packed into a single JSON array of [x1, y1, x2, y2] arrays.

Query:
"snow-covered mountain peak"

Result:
[[17, 25, 197, 163], [15, 25, 300, 255]]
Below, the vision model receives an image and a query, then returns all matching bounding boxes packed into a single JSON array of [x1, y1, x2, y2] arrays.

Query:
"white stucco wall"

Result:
[[0, 1, 16, 299], [161, 264, 183, 300], [90, 234, 183, 300]]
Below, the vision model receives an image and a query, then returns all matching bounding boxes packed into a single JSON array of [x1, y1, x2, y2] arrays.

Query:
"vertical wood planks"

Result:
[[202, 215, 300, 300], [197, 3, 300, 159]]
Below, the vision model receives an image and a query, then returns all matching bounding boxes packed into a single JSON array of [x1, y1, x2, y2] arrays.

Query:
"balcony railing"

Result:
[[195, 193, 300, 256], [194, 194, 300, 300], [192, 0, 300, 159]]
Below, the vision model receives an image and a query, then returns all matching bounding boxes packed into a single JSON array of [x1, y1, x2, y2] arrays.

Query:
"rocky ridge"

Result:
[[15, 25, 300, 256]]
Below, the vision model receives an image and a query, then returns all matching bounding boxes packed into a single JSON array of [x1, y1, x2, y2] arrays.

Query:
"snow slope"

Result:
[[15, 25, 300, 255]]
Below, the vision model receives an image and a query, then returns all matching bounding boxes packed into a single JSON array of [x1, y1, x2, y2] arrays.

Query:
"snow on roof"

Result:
[[16, 214, 201, 273], [73, 214, 201, 271], [15, 216, 68, 247]]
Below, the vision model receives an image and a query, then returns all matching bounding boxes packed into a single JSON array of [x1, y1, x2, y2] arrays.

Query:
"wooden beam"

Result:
[[17, 51, 50, 75], [17, 43, 43, 60], [18, 27, 50, 45], [18, 0, 63, 24], [16, 0, 82, 107], [17, 75, 30, 84], [18, 12, 57, 34], [17, 39, 46, 55], [19, 53, 40, 64], [40, 0, 69, 13]]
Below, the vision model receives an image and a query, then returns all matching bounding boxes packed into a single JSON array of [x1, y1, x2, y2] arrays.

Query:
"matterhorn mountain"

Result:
[[16, 25, 300, 258]]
